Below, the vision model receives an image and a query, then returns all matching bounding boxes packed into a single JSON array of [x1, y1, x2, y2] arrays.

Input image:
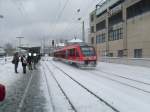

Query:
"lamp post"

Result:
[[77, 9, 85, 42], [78, 18, 85, 42], [16, 37, 24, 54]]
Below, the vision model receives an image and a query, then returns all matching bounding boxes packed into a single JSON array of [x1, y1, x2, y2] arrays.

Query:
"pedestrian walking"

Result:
[[12, 52, 19, 73], [33, 53, 38, 69], [27, 53, 33, 70], [21, 55, 27, 74]]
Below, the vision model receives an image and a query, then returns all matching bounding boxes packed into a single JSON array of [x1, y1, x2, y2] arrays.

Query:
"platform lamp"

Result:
[[16, 37, 24, 54]]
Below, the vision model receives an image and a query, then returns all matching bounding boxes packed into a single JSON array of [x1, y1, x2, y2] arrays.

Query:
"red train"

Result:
[[53, 43, 97, 67]]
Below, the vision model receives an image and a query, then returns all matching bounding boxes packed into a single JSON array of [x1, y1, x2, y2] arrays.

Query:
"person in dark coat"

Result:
[[12, 52, 19, 73], [27, 53, 33, 70], [33, 53, 38, 69], [21, 55, 27, 74]]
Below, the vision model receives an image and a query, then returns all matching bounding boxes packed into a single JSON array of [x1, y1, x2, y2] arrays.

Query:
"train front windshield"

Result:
[[81, 46, 96, 56]]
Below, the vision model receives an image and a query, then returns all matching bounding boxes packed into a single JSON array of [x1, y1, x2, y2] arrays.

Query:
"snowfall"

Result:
[[0, 56, 150, 112]]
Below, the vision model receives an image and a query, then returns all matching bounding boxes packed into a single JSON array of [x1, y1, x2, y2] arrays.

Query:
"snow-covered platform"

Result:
[[0, 57, 150, 112]]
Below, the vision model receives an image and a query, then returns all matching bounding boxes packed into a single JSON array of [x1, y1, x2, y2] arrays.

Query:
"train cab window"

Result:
[[81, 46, 95, 56]]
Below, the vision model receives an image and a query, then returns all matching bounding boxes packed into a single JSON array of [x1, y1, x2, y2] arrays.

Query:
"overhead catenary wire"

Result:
[[11, 1, 24, 16], [59, 0, 99, 40], [51, 0, 70, 39]]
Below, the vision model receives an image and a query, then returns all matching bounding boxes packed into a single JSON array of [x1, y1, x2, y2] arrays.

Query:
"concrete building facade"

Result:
[[89, 0, 150, 58]]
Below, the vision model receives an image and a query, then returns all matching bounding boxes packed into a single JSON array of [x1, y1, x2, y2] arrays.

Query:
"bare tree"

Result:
[[4, 43, 15, 56]]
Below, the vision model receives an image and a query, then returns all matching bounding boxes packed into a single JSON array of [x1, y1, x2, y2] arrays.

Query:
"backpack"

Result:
[[22, 57, 27, 64], [12, 59, 15, 64]]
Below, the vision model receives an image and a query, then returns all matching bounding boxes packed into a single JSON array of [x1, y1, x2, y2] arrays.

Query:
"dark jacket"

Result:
[[21, 56, 27, 66], [12, 55, 19, 64], [27, 56, 33, 64]]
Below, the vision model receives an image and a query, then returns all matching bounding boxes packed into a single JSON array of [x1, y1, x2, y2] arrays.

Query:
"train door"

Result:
[[68, 48, 76, 64], [65, 49, 68, 59], [75, 48, 80, 61]]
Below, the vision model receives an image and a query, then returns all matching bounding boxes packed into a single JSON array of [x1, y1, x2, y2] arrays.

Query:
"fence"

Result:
[[100, 57, 150, 68]]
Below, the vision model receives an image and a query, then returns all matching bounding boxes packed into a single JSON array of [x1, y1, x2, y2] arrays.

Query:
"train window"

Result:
[[65, 50, 68, 58], [76, 50, 80, 57], [81, 46, 95, 56], [69, 49, 75, 56]]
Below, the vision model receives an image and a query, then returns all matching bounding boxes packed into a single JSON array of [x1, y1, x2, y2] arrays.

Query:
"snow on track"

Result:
[[44, 61, 116, 112], [97, 62, 150, 84], [96, 69, 150, 85], [90, 70, 150, 94], [48, 59, 150, 112], [44, 63, 77, 112], [42, 62, 75, 112]]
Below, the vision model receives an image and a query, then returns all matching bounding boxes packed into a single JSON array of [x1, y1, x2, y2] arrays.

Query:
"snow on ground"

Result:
[[1, 56, 150, 112], [97, 62, 150, 83], [46, 57, 150, 112], [42, 63, 75, 112], [44, 61, 114, 112], [0, 57, 52, 112], [0, 57, 22, 88]]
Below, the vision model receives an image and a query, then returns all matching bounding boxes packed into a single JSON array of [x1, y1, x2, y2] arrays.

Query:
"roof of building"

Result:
[[0, 47, 6, 54], [96, 0, 121, 15], [56, 43, 65, 47], [68, 38, 83, 43], [20, 46, 41, 53]]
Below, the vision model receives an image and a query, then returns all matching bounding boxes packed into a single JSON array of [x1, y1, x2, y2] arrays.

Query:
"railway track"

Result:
[[44, 62, 77, 112], [47, 61, 120, 112], [90, 70, 150, 94], [42, 66, 55, 112], [97, 69, 150, 86], [52, 60, 150, 94]]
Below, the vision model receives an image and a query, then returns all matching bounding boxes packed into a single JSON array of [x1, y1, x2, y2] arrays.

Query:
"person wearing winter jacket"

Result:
[[27, 53, 33, 70], [12, 52, 19, 73], [21, 55, 27, 74]]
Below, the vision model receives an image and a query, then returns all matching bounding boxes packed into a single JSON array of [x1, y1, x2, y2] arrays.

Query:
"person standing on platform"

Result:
[[33, 53, 38, 69], [12, 52, 19, 73], [27, 53, 33, 70], [21, 55, 27, 74]]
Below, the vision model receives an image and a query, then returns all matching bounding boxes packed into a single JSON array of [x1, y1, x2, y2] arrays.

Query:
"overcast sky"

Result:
[[0, 0, 101, 47]]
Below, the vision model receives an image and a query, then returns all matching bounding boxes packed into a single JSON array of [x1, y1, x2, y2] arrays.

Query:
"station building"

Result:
[[89, 0, 150, 58], [0, 47, 6, 57]]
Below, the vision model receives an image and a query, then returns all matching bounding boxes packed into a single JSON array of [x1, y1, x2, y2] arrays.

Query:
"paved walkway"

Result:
[[0, 63, 50, 112]]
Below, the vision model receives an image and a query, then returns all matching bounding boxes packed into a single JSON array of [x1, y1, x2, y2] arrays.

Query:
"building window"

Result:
[[109, 28, 123, 41], [118, 50, 123, 57], [108, 53, 113, 57], [127, 0, 150, 19], [91, 26, 94, 33], [109, 0, 124, 10], [109, 11, 123, 26], [96, 20, 106, 31], [101, 50, 107, 56], [91, 14, 94, 22], [96, 10, 107, 18], [96, 33, 106, 44], [134, 49, 142, 58], [91, 37, 94, 44]]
